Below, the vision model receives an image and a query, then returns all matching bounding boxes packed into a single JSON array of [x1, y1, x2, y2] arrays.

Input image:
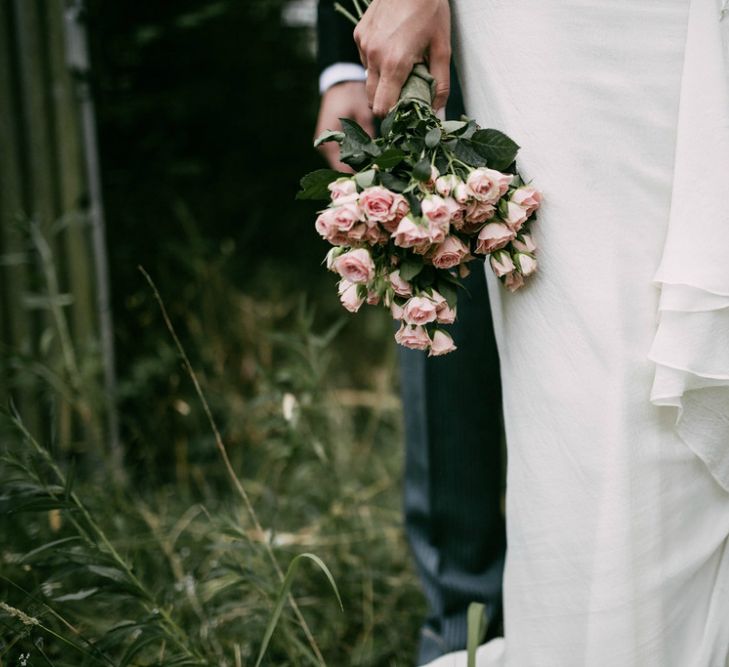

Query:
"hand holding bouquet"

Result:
[[299, 15, 541, 356]]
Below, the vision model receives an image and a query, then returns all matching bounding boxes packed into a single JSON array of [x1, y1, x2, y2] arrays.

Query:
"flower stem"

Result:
[[334, 3, 359, 26]]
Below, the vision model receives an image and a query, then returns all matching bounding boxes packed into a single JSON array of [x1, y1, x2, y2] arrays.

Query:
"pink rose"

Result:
[[464, 200, 496, 224], [403, 295, 438, 325], [389, 269, 413, 297], [393, 215, 430, 248], [503, 201, 529, 232], [422, 195, 459, 227], [516, 253, 538, 276], [328, 178, 358, 204], [475, 223, 515, 254], [466, 168, 513, 204], [333, 248, 375, 283], [315, 208, 337, 239], [435, 174, 461, 198], [512, 233, 537, 254], [338, 280, 365, 312], [511, 186, 542, 216], [330, 202, 363, 232], [390, 301, 404, 320], [489, 251, 516, 278], [394, 323, 431, 350], [431, 235, 470, 269], [380, 194, 411, 232], [449, 201, 466, 229], [428, 289, 457, 324], [429, 330, 457, 356], [504, 271, 525, 292], [359, 186, 395, 223], [367, 290, 381, 305], [365, 225, 389, 245], [347, 223, 368, 243]]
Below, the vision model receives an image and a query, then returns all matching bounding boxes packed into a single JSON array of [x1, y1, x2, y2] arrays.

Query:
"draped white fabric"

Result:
[[649, 0, 729, 492], [422, 1, 729, 665]]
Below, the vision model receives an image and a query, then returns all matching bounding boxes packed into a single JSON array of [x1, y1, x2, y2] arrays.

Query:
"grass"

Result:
[[0, 226, 425, 665]]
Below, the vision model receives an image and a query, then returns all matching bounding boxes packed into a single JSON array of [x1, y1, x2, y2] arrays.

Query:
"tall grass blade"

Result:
[[255, 553, 342, 667], [467, 602, 487, 667]]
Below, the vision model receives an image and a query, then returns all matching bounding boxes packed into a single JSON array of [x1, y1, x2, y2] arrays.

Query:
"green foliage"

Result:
[[0, 263, 423, 665]]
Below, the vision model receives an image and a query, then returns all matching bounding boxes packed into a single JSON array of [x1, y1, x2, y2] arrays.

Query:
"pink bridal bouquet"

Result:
[[298, 64, 541, 355]]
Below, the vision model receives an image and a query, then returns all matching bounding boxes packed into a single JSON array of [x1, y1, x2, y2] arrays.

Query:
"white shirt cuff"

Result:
[[319, 63, 367, 94]]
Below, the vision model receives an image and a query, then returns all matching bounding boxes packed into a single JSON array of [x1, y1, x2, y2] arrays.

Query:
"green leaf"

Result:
[[354, 169, 377, 189], [379, 172, 409, 193], [313, 129, 344, 148], [373, 148, 407, 170], [54, 588, 99, 602], [441, 119, 468, 134], [255, 553, 342, 667], [471, 129, 520, 171], [425, 127, 442, 148], [87, 565, 129, 584], [399, 260, 423, 282], [437, 279, 458, 309], [340, 117, 381, 160], [413, 157, 433, 182], [467, 602, 488, 667], [296, 169, 349, 200], [452, 140, 488, 167], [381, 108, 396, 138]]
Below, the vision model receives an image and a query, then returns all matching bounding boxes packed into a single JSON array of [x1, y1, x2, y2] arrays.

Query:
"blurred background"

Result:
[[0, 1, 423, 664]]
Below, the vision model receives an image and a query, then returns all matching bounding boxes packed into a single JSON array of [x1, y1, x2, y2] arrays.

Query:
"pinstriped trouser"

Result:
[[399, 264, 506, 665]]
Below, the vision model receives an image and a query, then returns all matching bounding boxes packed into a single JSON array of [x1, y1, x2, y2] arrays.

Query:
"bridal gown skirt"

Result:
[[426, 1, 729, 665]]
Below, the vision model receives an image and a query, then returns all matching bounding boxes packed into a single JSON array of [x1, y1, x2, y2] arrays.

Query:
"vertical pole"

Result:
[[64, 0, 123, 477]]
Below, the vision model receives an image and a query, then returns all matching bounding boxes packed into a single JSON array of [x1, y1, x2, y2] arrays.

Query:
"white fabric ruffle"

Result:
[[650, 0, 729, 492]]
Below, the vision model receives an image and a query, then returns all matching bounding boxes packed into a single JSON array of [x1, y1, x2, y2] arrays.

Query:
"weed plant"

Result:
[[0, 225, 424, 665]]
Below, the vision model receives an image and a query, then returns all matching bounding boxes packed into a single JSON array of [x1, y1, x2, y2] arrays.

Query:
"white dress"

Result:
[[426, 0, 729, 665]]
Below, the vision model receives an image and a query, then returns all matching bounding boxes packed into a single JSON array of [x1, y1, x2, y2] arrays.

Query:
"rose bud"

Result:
[[359, 186, 396, 223], [475, 223, 515, 254], [390, 301, 405, 320], [511, 185, 542, 216], [338, 279, 365, 312], [393, 215, 431, 248], [328, 177, 359, 205], [466, 168, 513, 203], [454, 181, 471, 204], [367, 290, 381, 305], [325, 246, 345, 271], [333, 248, 376, 283], [512, 233, 537, 254], [515, 252, 538, 276], [504, 271, 525, 292], [403, 295, 438, 326], [502, 201, 529, 232], [429, 330, 457, 356], [394, 322, 431, 350], [421, 165, 440, 191], [389, 269, 413, 297], [435, 174, 461, 198], [432, 235, 470, 269], [490, 250, 516, 277]]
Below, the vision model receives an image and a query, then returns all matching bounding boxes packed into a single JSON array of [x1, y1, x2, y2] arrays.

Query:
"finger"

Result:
[[365, 68, 379, 110], [353, 24, 367, 69], [428, 41, 451, 112], [372, 66, 408, 117]]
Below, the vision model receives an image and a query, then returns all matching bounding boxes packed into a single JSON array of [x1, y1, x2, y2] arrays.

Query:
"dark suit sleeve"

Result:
[[317, 0, 362, 74]]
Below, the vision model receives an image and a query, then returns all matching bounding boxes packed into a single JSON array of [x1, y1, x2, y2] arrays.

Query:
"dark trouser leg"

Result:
[[399, 264, 506, 665]]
